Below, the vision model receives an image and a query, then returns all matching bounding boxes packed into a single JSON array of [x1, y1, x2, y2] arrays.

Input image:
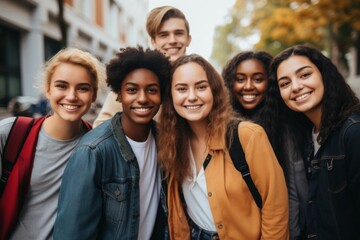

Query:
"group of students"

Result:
[[0, 5, 359, 240]]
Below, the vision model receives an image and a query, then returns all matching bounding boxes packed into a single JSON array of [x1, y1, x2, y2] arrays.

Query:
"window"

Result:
[[0, 25, 21, 107]]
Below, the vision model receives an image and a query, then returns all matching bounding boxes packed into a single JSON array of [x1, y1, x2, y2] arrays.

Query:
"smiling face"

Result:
[[171, 62, 213, 125], [277, 55, 324, 124], [233, 59, 268, 110], [151, 18, 191, 62], [46, 63, 96, 123], [118, 68, 161, 128]]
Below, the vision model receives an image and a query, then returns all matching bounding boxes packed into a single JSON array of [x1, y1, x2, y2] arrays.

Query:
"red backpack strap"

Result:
[[0, 117, 34, 196], [0, 116, 46, 240], [81, 119, 93, 131]]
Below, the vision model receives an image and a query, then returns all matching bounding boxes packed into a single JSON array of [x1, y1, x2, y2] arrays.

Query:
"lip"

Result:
[[292, 92, 311, 102]]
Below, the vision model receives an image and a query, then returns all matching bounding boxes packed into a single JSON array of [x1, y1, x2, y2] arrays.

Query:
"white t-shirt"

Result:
[[182, 146, 216, 231], [126, 131, 160, 240]]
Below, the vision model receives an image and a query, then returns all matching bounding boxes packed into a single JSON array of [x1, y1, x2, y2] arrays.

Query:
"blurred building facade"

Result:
[[0, 0, 149, 107]]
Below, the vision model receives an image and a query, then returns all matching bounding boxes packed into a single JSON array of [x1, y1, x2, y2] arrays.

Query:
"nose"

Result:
[[243, 78, 254, 90], [291, 79, 304, 92], [187, 88, 198, 102], [66, 88, 78, 101], [137, 90, 148, 104], [168, 33, 177, 44]]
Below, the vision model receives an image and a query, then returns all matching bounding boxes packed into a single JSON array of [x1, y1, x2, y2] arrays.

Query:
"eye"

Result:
[[197, 84, 208, 91], [78, 86, 91, 92], [175, 86, 187, 93], [147, 87, 159, 94], [235, 76, 246, 83], [158, 33, 168, 38], [300, 72, 312, 79], [253, 78, 265, 83], [278, 80, 290, 88], [126, 88, 137, 94], [55, 83, 67, 89]]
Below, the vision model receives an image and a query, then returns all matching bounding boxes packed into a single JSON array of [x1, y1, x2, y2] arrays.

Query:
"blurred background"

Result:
[[0, 0, 359, 122]]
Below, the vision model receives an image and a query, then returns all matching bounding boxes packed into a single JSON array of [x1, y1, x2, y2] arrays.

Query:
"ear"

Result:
[[151, 38, 157, 49], [116, 91, 122, 103], [187, 35, 192, 47], [92, 92, 97, 103], [45, 87, 51, 100]]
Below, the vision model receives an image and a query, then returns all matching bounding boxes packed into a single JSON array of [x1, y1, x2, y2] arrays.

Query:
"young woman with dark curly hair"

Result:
[[222, 51, 273, 121], [158, 54, 289, 239], [266, 45, 360, 239], [54, 46, 171, 239]]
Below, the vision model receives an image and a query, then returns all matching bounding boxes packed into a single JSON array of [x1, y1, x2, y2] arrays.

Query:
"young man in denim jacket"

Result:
[[53, 46, 171, 239]]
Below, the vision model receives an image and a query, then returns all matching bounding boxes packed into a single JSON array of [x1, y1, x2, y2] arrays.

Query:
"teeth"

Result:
[[63, 105, 78, 110], [295, 93, 310, 101], [242, 95, 256, 99], [134, 108, 150, 112], [186, 105, 200, 110]]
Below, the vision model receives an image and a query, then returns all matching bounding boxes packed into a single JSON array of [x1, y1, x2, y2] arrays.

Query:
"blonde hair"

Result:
[[41, 47, 106, 97], [146, 6, 190, 40]]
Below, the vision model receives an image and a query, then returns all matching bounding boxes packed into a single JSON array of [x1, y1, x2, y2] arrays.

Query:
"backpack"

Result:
[[0, 117, 34, 196], [229, 126, 263, 209], [0, 116, 92, 240]]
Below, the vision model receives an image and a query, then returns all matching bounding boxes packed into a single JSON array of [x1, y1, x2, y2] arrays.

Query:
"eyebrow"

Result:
[[236, 72, 265, 76], [174, 80, 208, 87], [124, 82, 159, 87], [277, 65, 312, 81]]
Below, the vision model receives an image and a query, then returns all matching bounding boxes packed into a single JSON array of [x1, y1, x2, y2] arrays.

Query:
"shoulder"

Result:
[[0, 117, 16, 136], [77, 120, 113, 148], [238, 120, 266, 138]]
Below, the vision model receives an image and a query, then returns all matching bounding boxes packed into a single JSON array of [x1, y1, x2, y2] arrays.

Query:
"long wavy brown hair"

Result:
[[158, 54, 239, 183]]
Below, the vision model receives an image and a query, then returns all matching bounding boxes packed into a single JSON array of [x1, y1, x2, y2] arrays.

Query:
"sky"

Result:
[[148, 0, 236, 60]]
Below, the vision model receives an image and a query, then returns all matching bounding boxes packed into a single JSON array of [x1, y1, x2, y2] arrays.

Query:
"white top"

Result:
[[312, 128, 321, 155], [126, 131, 161, 240], [182, 146, 216, 231], [0, 117, 86, 240]]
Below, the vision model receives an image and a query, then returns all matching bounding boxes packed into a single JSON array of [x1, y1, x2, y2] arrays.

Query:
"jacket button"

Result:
[[208, 192, 212, 197]]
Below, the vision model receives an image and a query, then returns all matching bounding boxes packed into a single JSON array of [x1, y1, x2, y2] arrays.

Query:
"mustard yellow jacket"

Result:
[[167, 121, 289, 240]]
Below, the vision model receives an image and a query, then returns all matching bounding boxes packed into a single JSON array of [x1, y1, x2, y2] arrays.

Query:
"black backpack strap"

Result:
[[229, 125, 263, 209], [0, 116, 34, 196]]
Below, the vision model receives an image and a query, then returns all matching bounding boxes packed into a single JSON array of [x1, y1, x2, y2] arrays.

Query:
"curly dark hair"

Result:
[[106, 46, 171, 98], [265, 45, 360, 145], [222, 51, 273, 118]]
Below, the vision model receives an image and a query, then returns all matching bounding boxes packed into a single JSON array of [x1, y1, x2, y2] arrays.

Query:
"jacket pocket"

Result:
[[324, 156, 347, 194], [103, 180, 131, 222]]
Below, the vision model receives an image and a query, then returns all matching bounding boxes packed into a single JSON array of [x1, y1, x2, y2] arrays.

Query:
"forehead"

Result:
[[172, 62, 207, 83], [277, 55, 315, 74], [122, 68, 160, 86], [236, 59, 266, 73], [158, 18, 188, 33]]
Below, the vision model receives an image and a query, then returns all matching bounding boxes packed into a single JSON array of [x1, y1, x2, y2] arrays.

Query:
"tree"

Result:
[[212, 0, 360, 73]]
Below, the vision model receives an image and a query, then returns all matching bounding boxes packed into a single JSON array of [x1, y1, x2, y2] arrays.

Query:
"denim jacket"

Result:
[[54, 113, 168, 240], [303, 112, 360, 240]]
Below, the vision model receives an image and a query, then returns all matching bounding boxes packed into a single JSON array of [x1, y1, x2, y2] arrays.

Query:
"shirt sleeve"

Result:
[[243, 124, 289, 239], [53, 145, 102, 240], [93, 92, 122, 128], [344, 122, 360, 214], [0, 117, 16, 179]]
